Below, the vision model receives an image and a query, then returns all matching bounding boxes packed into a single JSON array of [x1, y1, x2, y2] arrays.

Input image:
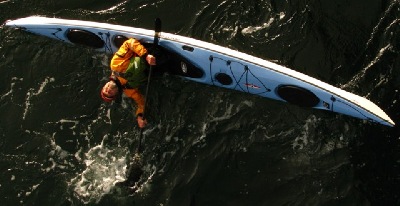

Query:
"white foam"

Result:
[[23, 77, 55, 120], [292, 115, 319, 150], [70, 138, 128, 203], [0, 0, 11, 4], [96, 1, 128, 14], [241, 18, 275, 35], [0, 77, 23, 101]]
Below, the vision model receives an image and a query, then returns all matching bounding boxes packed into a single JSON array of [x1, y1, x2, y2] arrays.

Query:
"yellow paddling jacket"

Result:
[[110, 38, 149, 116]]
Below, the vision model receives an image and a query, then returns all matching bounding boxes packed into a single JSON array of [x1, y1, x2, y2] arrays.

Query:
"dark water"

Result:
[[1, 0, 399, 205]]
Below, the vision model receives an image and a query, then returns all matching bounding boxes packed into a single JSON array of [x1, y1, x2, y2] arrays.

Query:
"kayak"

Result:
[[5, 16, 395, 127]]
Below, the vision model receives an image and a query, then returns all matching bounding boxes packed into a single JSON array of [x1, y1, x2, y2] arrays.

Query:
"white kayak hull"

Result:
[[5, 16, 395, 127]]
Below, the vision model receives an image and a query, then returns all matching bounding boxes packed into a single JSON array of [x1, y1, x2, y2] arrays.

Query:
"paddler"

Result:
[[100, 38, 156, 128]]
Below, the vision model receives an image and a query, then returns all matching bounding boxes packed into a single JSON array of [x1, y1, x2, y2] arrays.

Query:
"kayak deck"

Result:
[[5, 16, 395, 127]]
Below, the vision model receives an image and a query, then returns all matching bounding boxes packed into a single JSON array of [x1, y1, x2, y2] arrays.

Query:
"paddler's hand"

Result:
[[137, 115, 147, 128], [146, 54, 156, 66]]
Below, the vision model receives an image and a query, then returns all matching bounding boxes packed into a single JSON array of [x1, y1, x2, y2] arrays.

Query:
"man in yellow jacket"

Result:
[[100, 38, 156, 128]]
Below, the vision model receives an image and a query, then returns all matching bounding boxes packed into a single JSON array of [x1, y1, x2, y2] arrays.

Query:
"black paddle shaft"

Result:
[[136, 18, 162, 154]]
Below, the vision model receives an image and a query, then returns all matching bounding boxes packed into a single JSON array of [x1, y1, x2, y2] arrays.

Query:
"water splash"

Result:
[[70, 136, 128, 204]]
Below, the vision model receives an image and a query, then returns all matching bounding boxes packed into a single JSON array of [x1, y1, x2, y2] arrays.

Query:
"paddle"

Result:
[[137, 17, 161, 154], [125, 18, 162, 187]]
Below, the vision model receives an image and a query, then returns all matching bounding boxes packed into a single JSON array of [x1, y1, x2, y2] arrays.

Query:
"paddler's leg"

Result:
[[123, 88, 146, 124]]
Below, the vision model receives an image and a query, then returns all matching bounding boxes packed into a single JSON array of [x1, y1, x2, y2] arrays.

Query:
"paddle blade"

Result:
[[154, 18, 162, 45], [125, 153, 143, 186], [155, 18, 161, 33]]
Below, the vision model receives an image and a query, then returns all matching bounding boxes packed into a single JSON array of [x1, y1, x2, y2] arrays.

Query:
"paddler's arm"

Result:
[[126, 38, 156, 66], [127, 38, 148, 57]]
